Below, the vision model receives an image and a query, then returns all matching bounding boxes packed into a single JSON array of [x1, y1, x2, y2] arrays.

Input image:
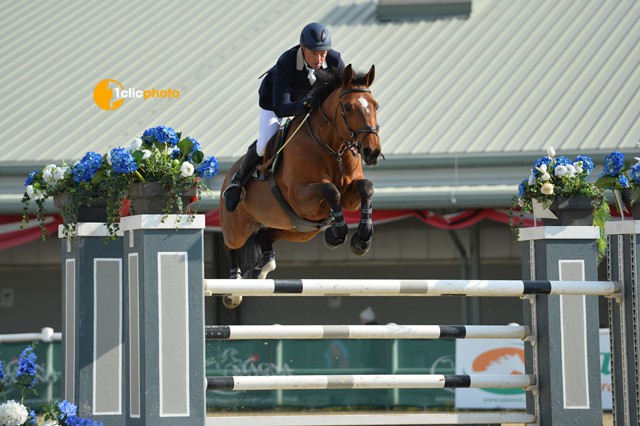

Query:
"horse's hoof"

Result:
[[222, 295, 243, 309], [324, 227, 347, 249], [257, 251, 276, 279], [350, 233, 371, 256]]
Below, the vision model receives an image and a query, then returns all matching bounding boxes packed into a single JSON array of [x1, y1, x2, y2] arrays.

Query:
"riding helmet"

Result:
[[300, 22, 331, 51]]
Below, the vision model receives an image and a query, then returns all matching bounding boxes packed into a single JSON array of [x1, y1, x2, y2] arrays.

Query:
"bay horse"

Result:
[[219, 64, 381, 308]]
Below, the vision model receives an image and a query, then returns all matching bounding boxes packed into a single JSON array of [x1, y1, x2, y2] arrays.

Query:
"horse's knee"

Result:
[[355, 179, 375, 202], [319, 183, 341, 209]]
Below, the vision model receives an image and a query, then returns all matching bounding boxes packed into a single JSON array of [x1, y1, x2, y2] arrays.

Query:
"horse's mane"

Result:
[[307, 67, 370, 107]]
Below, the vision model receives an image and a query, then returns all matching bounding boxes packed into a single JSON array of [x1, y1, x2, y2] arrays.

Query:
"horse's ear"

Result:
[[342, 64, 354, 87], [364, 65, 375, 87]]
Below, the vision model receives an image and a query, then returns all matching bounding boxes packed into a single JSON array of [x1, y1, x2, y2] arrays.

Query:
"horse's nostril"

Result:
[[363, 147, 372, 158]]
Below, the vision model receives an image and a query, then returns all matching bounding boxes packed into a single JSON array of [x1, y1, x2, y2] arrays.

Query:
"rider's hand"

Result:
[[303, 97, 321, 112]]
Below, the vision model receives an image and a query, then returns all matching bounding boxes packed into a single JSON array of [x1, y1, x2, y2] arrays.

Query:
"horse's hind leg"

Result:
[[242, 229, 277, 279], [349, 179, 375, 256], [222, 247, 243, 309]]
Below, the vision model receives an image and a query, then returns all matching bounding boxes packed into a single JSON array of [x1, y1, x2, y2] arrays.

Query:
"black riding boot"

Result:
[[223, 141, 262, 212]]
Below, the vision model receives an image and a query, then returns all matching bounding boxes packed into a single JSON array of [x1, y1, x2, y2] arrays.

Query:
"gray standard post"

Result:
[[605, 221, 640, 426], [60, 224, 125, 425], [519, 226, 602, 425], [121, 215, 205, 426]]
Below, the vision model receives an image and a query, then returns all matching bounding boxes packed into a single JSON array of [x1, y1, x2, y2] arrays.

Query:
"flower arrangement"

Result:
[[595, 150, 640, 210], [21, 125, 219, 240], [122, 125, 219, 218], [0, 345, 102, 425], [510, 146, 610, 256]]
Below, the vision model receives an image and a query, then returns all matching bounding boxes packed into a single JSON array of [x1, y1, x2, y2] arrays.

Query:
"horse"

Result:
[[219, 64, 381, 308]]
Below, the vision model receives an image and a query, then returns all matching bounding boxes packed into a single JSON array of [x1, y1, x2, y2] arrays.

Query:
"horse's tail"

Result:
[[238, 232, 263, 273]]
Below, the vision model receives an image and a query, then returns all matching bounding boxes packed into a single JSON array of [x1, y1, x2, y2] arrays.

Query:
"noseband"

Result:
[[307, 88, 380, 176]]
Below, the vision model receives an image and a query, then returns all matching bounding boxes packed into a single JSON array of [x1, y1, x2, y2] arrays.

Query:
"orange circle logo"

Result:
[[93, 79, 125, 110]]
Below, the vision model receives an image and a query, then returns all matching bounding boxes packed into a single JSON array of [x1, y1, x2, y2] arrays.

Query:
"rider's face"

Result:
[[301, 47, 328, 69]]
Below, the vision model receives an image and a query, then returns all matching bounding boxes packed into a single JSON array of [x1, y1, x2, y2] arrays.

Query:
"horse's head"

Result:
[[335, 64, 381, 166]]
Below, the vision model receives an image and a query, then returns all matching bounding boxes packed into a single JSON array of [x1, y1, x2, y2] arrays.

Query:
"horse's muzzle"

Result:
[[362, 147, 381, 166]]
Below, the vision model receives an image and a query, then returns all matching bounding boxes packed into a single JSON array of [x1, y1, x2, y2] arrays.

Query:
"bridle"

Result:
[[306, 87, 380, 176]]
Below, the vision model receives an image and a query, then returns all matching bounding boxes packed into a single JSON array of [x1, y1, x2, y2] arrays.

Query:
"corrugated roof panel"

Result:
[[1, 0, 639, 164]]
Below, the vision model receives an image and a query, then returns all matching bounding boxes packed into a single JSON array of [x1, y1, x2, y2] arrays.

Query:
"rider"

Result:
[[223, 22, 346, 212]]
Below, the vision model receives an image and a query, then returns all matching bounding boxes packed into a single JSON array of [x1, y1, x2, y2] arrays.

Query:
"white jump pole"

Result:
[[204, 278, 618, 297], [207, 374, 535, 391], [205, 324, 530, 340]]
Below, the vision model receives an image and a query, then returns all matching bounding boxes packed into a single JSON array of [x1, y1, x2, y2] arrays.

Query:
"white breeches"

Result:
[[256, 108, 282, 157]]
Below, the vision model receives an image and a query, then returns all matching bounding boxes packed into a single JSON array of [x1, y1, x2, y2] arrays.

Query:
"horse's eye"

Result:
[[375, 104, 381, 111], [343, 103, 353, 112]]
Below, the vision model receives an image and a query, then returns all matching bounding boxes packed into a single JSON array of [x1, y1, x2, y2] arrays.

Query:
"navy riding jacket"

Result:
[[258, 45, 345, 118]]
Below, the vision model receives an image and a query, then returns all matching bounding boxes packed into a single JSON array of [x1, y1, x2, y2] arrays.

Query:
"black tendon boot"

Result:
[[223, 141, 262, 212]]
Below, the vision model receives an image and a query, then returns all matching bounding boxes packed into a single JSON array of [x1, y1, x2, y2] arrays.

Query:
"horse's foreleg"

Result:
[[350, 179, 375, 256], [318, 183, 349, 248]]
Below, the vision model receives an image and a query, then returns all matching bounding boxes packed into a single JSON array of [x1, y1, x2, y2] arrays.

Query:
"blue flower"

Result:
[[618, 174, 630, 189], [58, 399, 78, 418], [631, 163, 640, 185], [170, 146, 181, 159], [187, 137, 201, 154], [24, 171, 38, 186], [16, 346, 37, 387], [72, 152, 103, 183], [197, 156, 219, 179], [600, 151, 625, 177], [531, 157, 552, 175], [555, 156, 573, 167], [576, 155, 594, 174], [29, 410, 37, 424], [65, 415, 104, 426], [518, 179, 527, 197], [141, 125, 179, 147], [0, 360, 5, 381], [109, 147, 138, 174]]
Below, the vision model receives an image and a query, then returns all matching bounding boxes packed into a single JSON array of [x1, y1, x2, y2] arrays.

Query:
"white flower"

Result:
[[0, 400, 29, 426], [128, 138, 143, 151], [547, 146, 555, 157], [554, 165, 567, 178], [180, 162, 194, 177], [528, 173, 536, 186], [535, 164, 550, 181], [42, 421, 60, 426], [541, 172, 551, 182], [541, 182, 554, 195], [573, 161, 583, 174], [565, 164, 576, 178], [42, 164, 57, 183], [106, 151, 113, 165], [141, 150, 151, 160], [635, 157, 640, 165], [55, 166, 69, 181]]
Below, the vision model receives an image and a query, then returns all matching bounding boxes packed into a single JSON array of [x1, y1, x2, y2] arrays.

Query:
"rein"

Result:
[[307, 88, 380, 177]]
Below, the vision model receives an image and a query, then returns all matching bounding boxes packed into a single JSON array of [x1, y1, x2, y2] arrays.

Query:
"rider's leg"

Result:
[[223, 108, 280, 212]]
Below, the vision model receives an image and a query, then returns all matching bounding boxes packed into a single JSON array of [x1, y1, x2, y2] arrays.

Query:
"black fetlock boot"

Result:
[[223, 141, 262, 212]]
